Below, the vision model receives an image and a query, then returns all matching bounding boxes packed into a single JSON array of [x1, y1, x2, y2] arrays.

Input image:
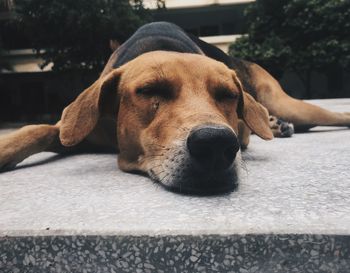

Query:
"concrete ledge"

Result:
[[1, 99, 350, 272], [2, 235, 349, 272]]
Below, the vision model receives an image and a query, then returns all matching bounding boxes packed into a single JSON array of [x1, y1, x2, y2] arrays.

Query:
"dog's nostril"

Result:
[[187, 125, 239, 171]]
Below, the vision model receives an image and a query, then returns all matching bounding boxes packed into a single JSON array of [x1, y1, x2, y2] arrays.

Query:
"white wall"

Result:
[[200, 34, 241, 53], [144, 0, 254, 9]]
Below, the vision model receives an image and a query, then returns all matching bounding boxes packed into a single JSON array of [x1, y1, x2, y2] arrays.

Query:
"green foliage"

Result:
[[0, 37, 10, 71], [14, 0, 153, 71], [229, 0, 350, 84]]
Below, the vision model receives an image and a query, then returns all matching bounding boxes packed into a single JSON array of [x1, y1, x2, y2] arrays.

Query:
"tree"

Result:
[[0, 38, 9, 71], [13, 0, 154, 71], [229, 0, 350, 98]]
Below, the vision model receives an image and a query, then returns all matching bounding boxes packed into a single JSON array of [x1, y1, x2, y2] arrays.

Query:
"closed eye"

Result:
[[214, 88, 238, 102], [136, 82, 173, 99]]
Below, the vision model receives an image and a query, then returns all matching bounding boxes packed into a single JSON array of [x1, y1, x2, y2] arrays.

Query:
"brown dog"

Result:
[[1, 22, 349, 194]]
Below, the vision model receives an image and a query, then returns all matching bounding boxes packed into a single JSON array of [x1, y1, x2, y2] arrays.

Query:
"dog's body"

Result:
[[1, 22, 349, 194]]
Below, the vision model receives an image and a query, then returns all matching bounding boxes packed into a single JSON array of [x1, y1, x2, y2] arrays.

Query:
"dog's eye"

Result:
[[136, 87, 159, 96], [136, 84, 172, 99], [215, 89, 238, 101]]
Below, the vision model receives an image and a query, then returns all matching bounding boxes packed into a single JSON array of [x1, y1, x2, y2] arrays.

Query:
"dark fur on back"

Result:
[[112, 22, 203, 68], [112, 21, 256, 97]]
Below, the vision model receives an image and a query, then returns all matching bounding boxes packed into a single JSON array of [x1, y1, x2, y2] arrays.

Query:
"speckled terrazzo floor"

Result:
[[0, 99, 350, 272]]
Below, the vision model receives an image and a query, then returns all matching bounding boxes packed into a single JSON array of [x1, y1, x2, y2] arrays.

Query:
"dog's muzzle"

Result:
[[151, 124, 241, 195]]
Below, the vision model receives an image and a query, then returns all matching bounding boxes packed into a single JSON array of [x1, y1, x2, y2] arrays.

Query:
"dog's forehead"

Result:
[[121, 51, 233, 85]]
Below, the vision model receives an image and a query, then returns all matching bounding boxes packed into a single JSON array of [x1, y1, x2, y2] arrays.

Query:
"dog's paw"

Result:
[[269, 116, 294, 137]]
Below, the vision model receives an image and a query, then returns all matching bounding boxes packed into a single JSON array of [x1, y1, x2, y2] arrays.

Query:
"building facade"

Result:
[[150, 0, 252, 52]]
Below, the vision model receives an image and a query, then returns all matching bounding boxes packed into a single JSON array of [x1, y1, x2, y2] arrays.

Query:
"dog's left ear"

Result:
[[59, 69, 122, 147], [232, 71, 273, 140]]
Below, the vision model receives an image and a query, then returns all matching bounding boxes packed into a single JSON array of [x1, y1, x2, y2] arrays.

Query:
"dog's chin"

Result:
[[153, 167, 239, 196]]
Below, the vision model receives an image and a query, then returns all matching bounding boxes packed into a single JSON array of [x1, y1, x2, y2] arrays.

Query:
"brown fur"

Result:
[[239, 61, 350, 131], [0, 52, 271, 173], [0, 50, 349, 183]]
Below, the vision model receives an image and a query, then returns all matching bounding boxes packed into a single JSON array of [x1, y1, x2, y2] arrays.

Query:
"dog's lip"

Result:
[[155, 171, 238, 195], [161, 182, 236, 196], [147, 169, 230, 195], [146, 148, 240, 195]]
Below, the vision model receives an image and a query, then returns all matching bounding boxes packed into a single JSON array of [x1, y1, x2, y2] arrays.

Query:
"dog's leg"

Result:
[[249, 63, 350, 131], [262, 91, 350, 132], [0, 124, 68, 171], [0, 119, 117, 172]]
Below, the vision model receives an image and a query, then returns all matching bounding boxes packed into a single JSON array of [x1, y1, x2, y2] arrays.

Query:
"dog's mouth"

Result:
[[142, 124, 241, 195], [146, 145, 240, 196], [159, 170, 239, 195], [149, 163, 239, 196]]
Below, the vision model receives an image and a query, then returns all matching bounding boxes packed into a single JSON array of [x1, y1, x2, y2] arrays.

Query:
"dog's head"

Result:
[[59, 51, 272, 194]]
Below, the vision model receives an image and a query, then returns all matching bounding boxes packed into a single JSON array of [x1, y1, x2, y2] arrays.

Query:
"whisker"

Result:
[[159, 172, 171, 185], [155, 170, 167, 177], [143, 143, 167, 148], [148, 164, 165, 171], [151, 164, 164, 171], [142, 154, 165, 159]]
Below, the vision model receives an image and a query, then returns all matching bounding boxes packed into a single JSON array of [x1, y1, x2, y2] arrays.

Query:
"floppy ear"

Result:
[[59, 69, 122, 147], [232, 71, 273, 140]]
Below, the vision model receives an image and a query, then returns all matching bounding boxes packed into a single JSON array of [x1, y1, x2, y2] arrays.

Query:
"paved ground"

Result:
[[0, 99, 349, 272], [0, 99, 349, 237]]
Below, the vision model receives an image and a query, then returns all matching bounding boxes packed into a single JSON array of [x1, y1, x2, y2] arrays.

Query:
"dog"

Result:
[[1, 22, 349, 194]]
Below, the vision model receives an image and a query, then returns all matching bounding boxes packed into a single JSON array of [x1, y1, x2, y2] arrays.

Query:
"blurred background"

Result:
[[0, 0, 349, 124]]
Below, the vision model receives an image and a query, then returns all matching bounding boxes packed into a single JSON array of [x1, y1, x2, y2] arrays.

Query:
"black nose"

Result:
[[187, 125, 240, 171]]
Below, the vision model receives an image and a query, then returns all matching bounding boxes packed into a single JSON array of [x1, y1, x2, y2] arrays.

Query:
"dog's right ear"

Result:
[[59, 69, 122, 147]]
